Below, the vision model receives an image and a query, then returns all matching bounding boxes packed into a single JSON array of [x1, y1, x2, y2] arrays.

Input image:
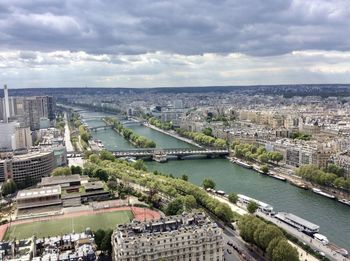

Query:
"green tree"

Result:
[[258, 153, 269, 163], [1, 179, 17, 196], [183, 195, 197, 210], [214, 203, 234, 223], [100, 150, 115, 161], [202, 178, 216, 189], [94, 229, 106, 248], [100, 229, 113, 253], [165, 197, 184, 215], [52, 167, 71, 176], [260, 165, 269, 174], [94, 168, 109, 182], [325, 164, 344, 177], [181, 174, 188, 181], [202, 127, 213, 136], [247, 201, 259, 214], [133, 160, 147, 171], [266, 237, 283, 259], [271, 239, 299, 261], [228, 193, 238, 204], [70, 165, 82, 174], [258, 225, 284, 250]]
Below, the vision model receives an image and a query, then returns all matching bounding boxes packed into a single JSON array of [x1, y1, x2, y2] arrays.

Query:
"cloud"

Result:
[[1, 49, 350, 87], [0, 0, 349, 56]]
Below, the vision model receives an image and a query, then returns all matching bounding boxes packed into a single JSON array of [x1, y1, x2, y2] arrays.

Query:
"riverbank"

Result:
[[210, 193, 333, 261], [143, 122, 203, 148]]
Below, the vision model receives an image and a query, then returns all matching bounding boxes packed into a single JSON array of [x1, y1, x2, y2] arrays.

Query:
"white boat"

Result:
[[235, 160, 253, 169], [275, 212, 319, 234], [312, 188, 336, 199], [238, 194, 273, 213], [338, 198, 350, 206], [270, 175, 286, 181], [314, 233, 329, 245]]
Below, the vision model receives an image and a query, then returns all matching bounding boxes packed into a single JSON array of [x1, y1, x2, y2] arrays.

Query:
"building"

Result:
[[0, 231, 96, 261], [112, 212, 224, 261], [16, 185, 62, 210], [0, 122, 18, 150], [0, 150, 55, 186]]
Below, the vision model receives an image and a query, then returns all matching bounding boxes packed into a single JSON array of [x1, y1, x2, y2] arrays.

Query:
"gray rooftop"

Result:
[[40, 174, 81, 186]]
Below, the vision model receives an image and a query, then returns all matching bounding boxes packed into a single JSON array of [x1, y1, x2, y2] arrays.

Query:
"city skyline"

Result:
[[1, 0, 350, 88]]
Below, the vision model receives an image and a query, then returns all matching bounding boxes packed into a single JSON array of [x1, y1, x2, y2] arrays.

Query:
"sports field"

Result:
[[4, 210, 133, 240]]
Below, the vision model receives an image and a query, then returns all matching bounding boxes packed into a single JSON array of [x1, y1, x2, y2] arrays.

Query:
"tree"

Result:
[[247, 201, 259, 214], [1, 179, 17, 196], [258, 153, 269, 163], [165, 197, 184, 215], [183, 195, 197, 210], [94, 168, 109, 182], [202, 127, 213, 136], [325, 164, 344, 177], [266, 237, 283, 259], [214, 203, 234, 223], [228, 193, 238, 204], [181, 174, 188, 181], [133, 160, 147, 171], [100, 229, 113, 253], [52, 167, 71, 176], [94, 229, 106, 248], [202, 178, 215, 189], [70, 165, 82, 174], [271, 239, 299, 261], [260, 165, 269, 174], [100, 150, 115, 161], [258, 225, 284, 250]]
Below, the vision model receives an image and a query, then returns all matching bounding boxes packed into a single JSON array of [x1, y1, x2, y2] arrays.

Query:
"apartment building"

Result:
[[112, 212, 224, 261]]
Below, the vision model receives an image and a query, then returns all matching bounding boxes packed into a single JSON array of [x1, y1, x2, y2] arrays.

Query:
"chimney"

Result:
[[4, 84, 10, 123]]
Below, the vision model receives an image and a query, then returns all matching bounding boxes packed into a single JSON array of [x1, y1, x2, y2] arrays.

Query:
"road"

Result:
[[64, 112, 74, 152]]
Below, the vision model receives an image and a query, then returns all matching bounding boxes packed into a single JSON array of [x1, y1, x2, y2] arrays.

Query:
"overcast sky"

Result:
[[1, 0, 350, 88]]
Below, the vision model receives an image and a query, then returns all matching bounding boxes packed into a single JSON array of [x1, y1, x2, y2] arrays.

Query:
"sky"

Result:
[[0, 0, 350, 88]]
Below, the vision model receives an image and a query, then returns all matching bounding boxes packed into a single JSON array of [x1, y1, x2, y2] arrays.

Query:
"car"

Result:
[[227, 249, 232, 254], [227, 241, 233, 247]]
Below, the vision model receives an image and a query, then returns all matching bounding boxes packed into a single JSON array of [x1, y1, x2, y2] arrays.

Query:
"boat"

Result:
[[338, 198, 350, 206], [270, 175, 286, 182], [235, 160, 253, 169], [238, 194, 274, 213], [313, 233, 329, 245], [312, 188, 336, 199], [274, 212, 319, 234]]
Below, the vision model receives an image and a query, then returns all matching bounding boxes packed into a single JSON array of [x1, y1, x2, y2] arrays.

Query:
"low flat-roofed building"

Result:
[[81, 181, 110, 203], [40, 174, 82, 188], [112, 212, 224, 261], [16, 185, 62, 210]]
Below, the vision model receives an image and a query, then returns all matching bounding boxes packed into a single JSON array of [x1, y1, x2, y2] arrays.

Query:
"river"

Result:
[[79, 110, 350, 250]]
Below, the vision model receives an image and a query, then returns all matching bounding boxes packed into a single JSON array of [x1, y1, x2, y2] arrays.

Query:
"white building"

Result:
[[112, 212, 224, 261]]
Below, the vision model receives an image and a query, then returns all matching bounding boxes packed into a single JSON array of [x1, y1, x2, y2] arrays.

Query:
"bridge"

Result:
[[88, 125, 114, 131], [110, 148, 229, 160]]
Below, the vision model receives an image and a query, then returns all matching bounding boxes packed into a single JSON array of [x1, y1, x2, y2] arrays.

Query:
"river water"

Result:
[[80, 110, 350, 250]]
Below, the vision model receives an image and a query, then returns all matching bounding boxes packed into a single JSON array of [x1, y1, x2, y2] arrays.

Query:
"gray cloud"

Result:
[[0, 0, 349, 56]]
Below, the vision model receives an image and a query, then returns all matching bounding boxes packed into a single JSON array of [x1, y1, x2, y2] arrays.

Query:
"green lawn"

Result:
[[4, 210, 133, 240]]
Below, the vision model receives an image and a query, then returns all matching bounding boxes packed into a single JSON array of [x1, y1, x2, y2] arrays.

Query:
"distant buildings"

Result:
[[0, 231, 96, 261], [112, 212, 224, 261]]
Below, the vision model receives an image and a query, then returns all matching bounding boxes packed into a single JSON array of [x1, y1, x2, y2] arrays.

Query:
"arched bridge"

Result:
[[88, 125, 113, 131], [110, 148, 229, 159]]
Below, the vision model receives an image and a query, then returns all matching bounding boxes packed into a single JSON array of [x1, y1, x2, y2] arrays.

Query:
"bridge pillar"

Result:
[[177, 155, 184, 160]]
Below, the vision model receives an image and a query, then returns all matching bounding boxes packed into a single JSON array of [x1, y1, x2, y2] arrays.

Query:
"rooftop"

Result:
[[17, 185, 61, 200], [40, 174, 81, 187]]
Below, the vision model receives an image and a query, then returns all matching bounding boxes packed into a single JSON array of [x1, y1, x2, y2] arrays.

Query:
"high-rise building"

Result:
[[0, 122, 19, 150], [3, 84, 10, 123], [112, 212, 224, 261]]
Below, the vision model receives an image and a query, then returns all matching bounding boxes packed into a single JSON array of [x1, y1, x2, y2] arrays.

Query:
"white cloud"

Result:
[[0, 49, 350, 88]]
